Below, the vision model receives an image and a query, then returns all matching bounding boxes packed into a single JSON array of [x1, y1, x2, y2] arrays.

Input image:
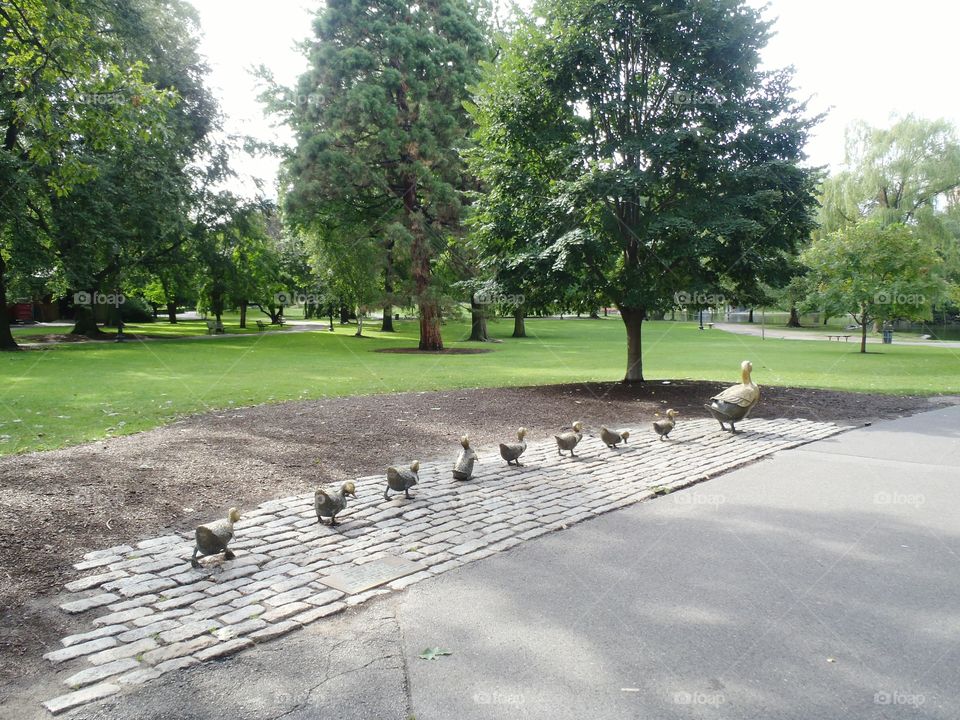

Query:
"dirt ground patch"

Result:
[[0, 381, 945, 697], [374, 347, 494, 354]]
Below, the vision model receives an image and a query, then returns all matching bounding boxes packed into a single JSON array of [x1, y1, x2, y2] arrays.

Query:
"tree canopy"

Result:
[[273, 0, 490, 350], [468, 0, 821, 380], [802, 221, 948, 353]]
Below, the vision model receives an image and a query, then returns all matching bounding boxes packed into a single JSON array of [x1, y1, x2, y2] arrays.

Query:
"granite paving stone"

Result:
[[87, 638, 158, 666], [59, 593, 119, 615], [43, 637, 118, 664], [63, 658, 139, 689]]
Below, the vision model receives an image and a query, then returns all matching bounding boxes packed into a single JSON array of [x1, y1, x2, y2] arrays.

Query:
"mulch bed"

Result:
[[374, 347, 493, 354], [0, 381, 947, 694]]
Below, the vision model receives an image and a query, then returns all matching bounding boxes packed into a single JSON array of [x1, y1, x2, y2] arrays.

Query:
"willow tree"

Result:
[[470, 0, 819, 381], [277, 0, 488, 350]]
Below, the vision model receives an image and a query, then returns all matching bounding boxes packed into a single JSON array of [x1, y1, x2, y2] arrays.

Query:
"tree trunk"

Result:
[[469, 294, 488, 341], [860, 308, 868, 354], [786, 304, 801, 327], [621, 307, 645, 383], [0, 254, 18, 351], [748, 308, 754, 323], [166, 301, 177, 324], [239, 301, 247, 329], [355, 310, 363, 336], [589, 307, 600, 319], [71, 292, 104, 337], [340, 305, 350, 324], [418, 299, 443, 350], [512, 306, 526, 338], [381, 238, 395, 332], [407, 198, 442, 351]]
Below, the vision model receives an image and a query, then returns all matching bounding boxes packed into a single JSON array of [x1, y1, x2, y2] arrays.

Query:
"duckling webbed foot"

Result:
[[223, 549, 235, 561], [190, 547, 202, 568], [404, 490, 413, 499]]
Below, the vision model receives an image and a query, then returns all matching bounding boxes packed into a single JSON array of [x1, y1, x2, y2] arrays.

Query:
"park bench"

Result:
[[256, 320, 268, 331], [205, 320, 225, 335], [827, 334, 851, 342]]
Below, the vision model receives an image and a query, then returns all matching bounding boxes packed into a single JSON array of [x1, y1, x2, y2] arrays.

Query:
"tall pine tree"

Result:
[[280, 0, 488, 350]]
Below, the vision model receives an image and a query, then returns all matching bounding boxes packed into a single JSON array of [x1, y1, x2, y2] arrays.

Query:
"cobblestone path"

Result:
[[42, 417, 844, 714]]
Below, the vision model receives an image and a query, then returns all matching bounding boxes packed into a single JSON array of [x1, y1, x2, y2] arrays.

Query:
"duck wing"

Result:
[[315, 488, 335, 514], [711, 383, 759, 408], [499, 442, 523, 460], [600, 427, 618, 444], [196, 525, 229, 553]]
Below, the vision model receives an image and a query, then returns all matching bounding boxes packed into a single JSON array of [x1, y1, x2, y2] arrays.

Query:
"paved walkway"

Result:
[[39, 417, 842, 715], [713, 322, 960, 349]]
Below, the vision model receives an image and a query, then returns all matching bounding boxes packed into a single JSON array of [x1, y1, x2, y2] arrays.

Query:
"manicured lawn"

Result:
[[2, 318, 958, 456]]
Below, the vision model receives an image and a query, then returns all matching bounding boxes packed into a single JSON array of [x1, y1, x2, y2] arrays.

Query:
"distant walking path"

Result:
[[713, 322, 960, 349]]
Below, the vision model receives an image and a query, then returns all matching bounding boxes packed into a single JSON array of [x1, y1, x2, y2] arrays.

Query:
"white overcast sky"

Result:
[[190, 0, 960, 198]]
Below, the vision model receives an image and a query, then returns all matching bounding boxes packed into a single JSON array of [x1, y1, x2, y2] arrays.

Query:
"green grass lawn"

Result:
[[2, 317, 958, 456]]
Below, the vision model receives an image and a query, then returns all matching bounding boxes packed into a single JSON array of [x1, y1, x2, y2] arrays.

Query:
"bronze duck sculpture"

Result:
[[315, 481, 356, 526], [554, 421, 583, 457], [385, 460, 419, 500], [453, 435, 478, 480], [191, 507, 241, 567], [706, 360, 760, 433], [499, 427, 528, 466], [600, 426, 630, 448], [653, 409, 679, 440]]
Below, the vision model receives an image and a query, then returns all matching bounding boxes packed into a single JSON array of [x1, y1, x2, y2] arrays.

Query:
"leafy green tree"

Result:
[[469, 0, 820, 381], [818, 116, 960, 235], [272, 0, 489, 350], [802, 222, 949, 353], [314, 234, 381, 337], [812, 117, 960, 327], [0, 0, 173, 348], [55, 0, 216, 336]]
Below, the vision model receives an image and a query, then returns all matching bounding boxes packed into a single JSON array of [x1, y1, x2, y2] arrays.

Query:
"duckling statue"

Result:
[[706, 360, 760, 433], [385, 460, 419, 500], [554, 421, 584, 457], [315, 482, 356, 526], [499, 427, 528, 467], [191, 507, 241, 568], [600, 426, 630, 448], [653, 409, 679, 440], [452, 435, 478, 480]]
